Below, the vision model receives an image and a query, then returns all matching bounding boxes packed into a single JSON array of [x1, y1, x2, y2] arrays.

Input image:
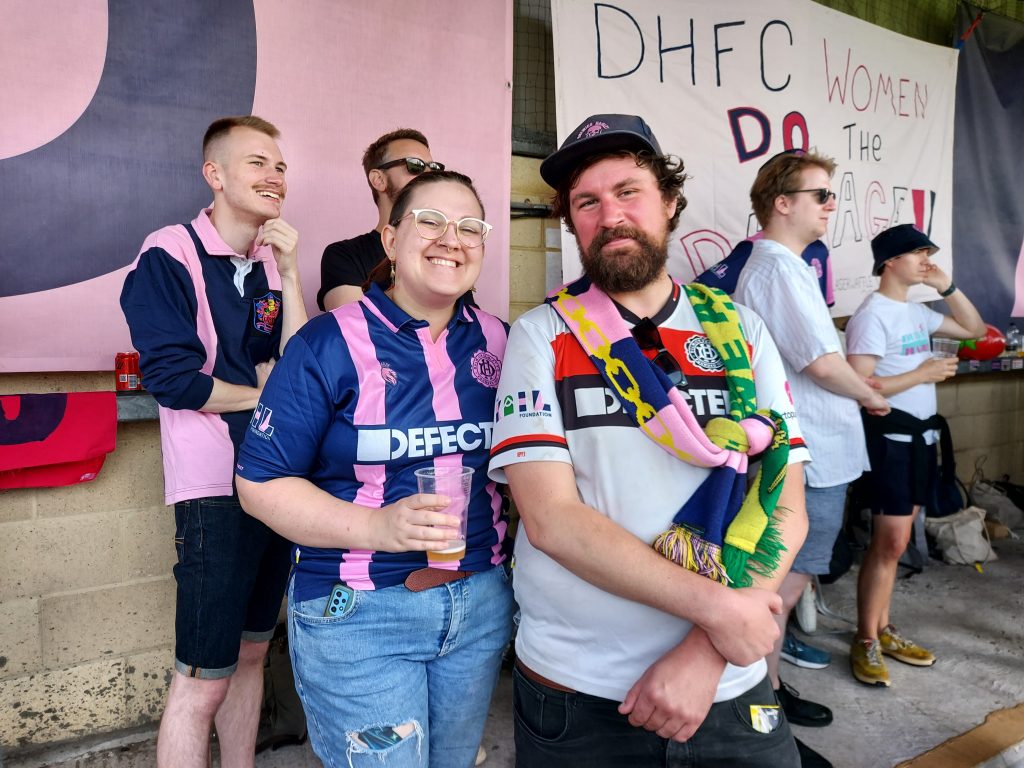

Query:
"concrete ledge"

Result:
[[115, 392, 157, 422]]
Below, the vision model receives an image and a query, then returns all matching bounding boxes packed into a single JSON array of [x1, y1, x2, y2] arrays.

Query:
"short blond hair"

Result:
[[202, 116, 280, 160]]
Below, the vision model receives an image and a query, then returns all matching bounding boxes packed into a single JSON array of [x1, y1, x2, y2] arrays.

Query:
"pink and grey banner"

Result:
[[0, 0, 512, 372]]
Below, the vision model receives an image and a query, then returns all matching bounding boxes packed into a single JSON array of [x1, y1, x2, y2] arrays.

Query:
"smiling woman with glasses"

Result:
[[375, 156, 446, 175], [236, 169, 514, 768]]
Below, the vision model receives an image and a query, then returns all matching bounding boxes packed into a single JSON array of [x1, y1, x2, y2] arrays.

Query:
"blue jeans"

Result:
[[514, 672, 798, 768], [288, 564, 515, 768]]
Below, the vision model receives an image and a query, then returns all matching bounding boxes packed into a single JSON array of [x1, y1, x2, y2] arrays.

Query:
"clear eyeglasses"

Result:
[[400, 208, 492, 248]]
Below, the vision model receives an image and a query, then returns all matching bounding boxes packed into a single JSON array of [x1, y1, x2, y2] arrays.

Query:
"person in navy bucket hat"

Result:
[[847, 223, 984, 690], [871, 224, 939, 275]]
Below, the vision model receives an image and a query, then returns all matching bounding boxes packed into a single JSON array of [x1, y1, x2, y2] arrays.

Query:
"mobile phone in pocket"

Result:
[[324, 583, 354, 618]]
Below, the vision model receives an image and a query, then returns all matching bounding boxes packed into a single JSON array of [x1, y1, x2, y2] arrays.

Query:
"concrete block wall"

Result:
[[0, 372, 175, 750], [509, 156, 560, 320], [938, 372, 1024, 485]]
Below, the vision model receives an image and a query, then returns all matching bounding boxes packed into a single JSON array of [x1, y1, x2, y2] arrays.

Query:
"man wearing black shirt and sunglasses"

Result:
[[318, 128, 444, 311]]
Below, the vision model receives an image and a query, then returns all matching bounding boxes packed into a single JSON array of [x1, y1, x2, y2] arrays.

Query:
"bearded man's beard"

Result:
[[580, 225, 669, 294]]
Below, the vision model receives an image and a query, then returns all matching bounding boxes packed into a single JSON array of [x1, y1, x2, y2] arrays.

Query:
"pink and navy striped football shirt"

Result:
[[237, 284, 510, 602]]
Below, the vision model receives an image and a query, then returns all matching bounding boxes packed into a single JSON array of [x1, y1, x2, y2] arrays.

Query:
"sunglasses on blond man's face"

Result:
[[758, 148, 836, 204], [784, 187, 837, 204]]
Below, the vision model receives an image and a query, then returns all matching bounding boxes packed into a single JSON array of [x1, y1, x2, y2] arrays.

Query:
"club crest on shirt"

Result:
[[470, 349, 501, 388], [381, 363, 398, 385], [252, 292, 280, 334], [685, 336, 724, 372]]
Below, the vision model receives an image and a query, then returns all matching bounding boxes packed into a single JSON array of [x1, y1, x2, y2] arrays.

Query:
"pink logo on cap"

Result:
[[577, 121, 610, 139]]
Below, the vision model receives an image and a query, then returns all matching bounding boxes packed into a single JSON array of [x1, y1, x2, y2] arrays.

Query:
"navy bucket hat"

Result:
[[871, 224, 939, 275]]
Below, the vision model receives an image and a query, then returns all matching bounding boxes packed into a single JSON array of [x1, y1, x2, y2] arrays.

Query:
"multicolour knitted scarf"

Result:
[[547, 276, 789, 587]]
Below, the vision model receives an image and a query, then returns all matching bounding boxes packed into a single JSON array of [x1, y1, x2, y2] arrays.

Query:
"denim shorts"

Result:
[[513, 671, 797, 768], [288, 563, 515, 768], [173, 495, 292, 679], [792, 482, 849, 575]]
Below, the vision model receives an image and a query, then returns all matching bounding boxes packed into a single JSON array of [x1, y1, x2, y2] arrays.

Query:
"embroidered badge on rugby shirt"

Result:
[[252, 292, 280, 333]]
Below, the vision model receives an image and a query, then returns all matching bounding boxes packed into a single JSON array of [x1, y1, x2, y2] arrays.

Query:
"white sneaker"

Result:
[[476, 745, 487, 765], [795, 582, 817, 633]]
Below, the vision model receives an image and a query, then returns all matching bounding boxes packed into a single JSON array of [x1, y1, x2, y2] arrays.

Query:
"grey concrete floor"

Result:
[[783, 534, 1024, 768], [7, 537, 1023, 768]]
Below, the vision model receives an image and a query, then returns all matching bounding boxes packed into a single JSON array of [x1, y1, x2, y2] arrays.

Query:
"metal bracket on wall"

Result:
[[510, 201, 553, 219]]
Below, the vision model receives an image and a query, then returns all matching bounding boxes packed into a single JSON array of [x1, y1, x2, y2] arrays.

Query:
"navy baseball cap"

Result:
[[871, 224, 939, 275], [540, 114, 663, 188]]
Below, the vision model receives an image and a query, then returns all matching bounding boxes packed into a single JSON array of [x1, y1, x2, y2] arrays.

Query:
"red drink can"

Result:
[[115, 352, 141, 391]]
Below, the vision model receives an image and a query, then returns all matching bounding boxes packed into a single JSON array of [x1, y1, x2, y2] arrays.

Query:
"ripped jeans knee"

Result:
[[346, 720, 424, 767]]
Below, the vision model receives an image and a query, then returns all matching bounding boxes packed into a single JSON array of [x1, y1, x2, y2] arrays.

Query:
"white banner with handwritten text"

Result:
[[551, 0, 958, 315]]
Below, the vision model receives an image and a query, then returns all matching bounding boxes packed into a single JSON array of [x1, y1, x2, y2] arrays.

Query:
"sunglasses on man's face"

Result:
[[375, 157, 445, 175], [784, 187, 837, 205], [631, 318, 687, 389]]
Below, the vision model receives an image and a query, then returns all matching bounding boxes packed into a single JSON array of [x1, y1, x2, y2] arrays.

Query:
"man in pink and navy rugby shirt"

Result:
[[120, 115, 306, 768]]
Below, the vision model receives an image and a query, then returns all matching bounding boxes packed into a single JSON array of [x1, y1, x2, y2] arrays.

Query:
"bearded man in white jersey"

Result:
[[489, 114, 813, 768]]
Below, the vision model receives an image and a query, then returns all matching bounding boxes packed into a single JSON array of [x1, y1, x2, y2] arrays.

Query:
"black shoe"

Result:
[[776, 680, 833, 727], [795, 738, 834, 768], [255, 731, 307, 754]]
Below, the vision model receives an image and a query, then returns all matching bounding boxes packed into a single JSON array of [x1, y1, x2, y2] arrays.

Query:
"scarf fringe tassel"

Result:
[[652, 525, 731, 585], [722, 517, 786, 588]]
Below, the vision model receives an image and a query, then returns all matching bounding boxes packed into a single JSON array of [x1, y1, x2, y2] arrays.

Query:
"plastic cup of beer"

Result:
[[415, 466, 472, 563], [932, 338, 961, 358]]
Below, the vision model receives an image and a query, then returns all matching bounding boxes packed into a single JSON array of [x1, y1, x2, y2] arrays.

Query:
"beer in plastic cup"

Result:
[[415, 466, 473, 562]]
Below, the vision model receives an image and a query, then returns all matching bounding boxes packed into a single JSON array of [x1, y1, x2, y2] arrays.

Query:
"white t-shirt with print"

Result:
[[846, 292, 944, 443]]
